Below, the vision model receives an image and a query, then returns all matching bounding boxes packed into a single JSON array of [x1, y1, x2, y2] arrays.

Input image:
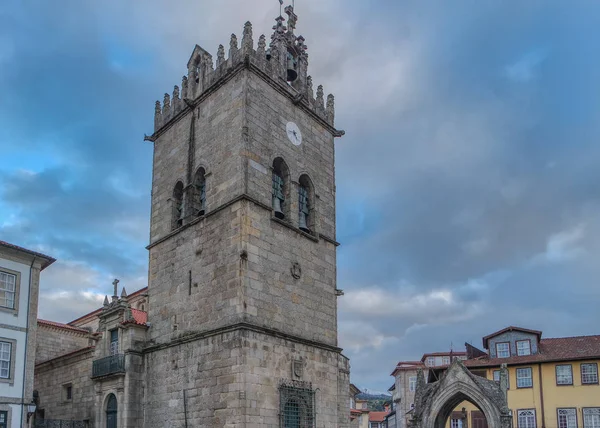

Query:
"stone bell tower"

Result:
[[143, 4, 349, 427]]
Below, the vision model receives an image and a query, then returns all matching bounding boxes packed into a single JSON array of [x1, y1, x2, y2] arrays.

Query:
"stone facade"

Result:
[[33, 4, 350, 428], [35, 322, 92, 364]]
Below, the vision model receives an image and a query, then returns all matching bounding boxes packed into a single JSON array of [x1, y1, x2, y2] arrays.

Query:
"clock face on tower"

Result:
[[286, 121, 302, 146]]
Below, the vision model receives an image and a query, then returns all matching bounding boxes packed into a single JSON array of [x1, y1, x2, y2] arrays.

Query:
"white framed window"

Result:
[[583, 408, 600, 428], [409, 376, 417, 392], [451, 419, 463, 428], [0, 271, 16, 309], [0, 342, 11, 379], [442, 356, 450, 365], [581, 364, 599, 385], [426, 357, 435, 367], [496, 342, 510, 358], [516, 367, 533, 388], [518, 409, 536, 428], [558, 409, 577, 428], [493, 370, 510, 388], [556, 365, 573, 385], [516, 340, 531, 356]]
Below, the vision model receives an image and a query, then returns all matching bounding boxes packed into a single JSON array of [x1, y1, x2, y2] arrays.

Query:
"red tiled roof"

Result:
[[370, 411, 390, 423], [38, 319, 90, 334], [465, 335, 600, 368], [68, 287, 148, 325], [390, 361, 425, 376], [482, 326, 542, 348], [0, 240, 56, 270], [122, 308, 148, 326]]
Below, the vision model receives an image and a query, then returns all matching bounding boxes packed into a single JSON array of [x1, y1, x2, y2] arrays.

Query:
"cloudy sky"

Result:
[[2, 0, 600, 392]]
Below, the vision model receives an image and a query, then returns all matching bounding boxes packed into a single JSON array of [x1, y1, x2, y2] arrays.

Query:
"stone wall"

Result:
[[35, 324, 91, 364], [143, 327, 349, 428], [34, 348, 96, 423]]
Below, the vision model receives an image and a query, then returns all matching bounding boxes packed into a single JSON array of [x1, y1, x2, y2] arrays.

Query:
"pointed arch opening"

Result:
[[172, 181, 184, 230], [272, 157, 290, 220], [193, 167, 207, 217], [298, 174, 315, 234]]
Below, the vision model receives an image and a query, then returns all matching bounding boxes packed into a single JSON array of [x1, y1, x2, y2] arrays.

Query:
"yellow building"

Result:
[[433, 327, 600, 428]]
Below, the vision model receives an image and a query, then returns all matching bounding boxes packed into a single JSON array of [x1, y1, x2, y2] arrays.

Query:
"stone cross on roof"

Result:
[[284, 5, 298, 33], [112, 278, 120, 297]]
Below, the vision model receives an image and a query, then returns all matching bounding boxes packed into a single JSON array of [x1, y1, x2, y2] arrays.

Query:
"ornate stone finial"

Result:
[[120, 287, 128, 299], [306, 76, 314, 100], [103, 295, 109, 307], [154, 100, 161, 115], [316, 85, 325, 112], [181, 76, 188, 99], [284, 5, 298, 33], [229, 34, 238, 58], [296, 35, 308, 58], [173, 85, 180, 100], [257, 35, 266, 53], [216, 44, 225, 68], [242, 21, 253, 52], [272, 15, 286, 39], [162, 93, 171, 115], [326, 94, 335, 124]]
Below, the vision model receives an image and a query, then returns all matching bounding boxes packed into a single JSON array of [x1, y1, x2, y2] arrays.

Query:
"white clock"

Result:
[[286, 121, 302, 146]]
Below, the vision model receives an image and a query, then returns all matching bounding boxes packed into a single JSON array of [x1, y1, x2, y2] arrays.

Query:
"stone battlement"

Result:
[[154, 11, 335, 132]]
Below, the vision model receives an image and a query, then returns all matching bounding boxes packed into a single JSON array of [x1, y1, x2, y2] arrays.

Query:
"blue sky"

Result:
[[1, 0, 600, 392]]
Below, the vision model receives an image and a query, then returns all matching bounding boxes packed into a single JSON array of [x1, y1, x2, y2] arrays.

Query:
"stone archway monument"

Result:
[[409, 359, 512, 428]]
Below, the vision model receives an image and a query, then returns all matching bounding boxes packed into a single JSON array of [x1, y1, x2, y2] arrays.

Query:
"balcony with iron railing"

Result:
[[92, 354, 126, 378]]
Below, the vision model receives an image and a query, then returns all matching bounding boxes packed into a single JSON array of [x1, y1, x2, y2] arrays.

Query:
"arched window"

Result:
[[106, 394, 117, 428], [193, 167, 206, 217], [172, 181, 184, 230], [298, 174, 314, 233], [279, 384, 315, 428], [272, 158, 290, 220]]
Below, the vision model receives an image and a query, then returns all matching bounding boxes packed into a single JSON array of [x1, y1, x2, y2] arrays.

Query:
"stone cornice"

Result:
[[143, 322, 342, 355]]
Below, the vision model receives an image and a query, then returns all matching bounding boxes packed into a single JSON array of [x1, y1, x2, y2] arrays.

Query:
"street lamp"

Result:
[[26, 401, 37, 423]]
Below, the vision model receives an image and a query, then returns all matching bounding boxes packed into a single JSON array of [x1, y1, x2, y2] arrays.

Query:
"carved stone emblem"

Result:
[[292, 358, 303, 380], [291, 262, 301, 279]]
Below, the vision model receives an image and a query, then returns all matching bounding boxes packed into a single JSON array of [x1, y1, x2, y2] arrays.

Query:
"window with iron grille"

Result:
[[558, 409, 577, 428], [556, 365, 573, 385], [516, 340, 531, 356], [280, 381, 315, 428], [516, 368, 533, 388], [518, 409, 536, 428], [0, 272, 16, 309], [581, 364, 599, 384], [583, 408, 600, 428]]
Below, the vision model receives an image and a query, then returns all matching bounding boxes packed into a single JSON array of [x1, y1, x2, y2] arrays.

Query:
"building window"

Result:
[[272, 158, 289, 220], [0, 271, 16, 309], [581, 364, 599, 385], [493, 370, 510, 388], [0, 342, 11, 379], [109, 330, 119, 355], [409, 376, 417, 392], [556, 365, 573, 385], [172, 181, 184, 230], [583, 408, 600, 428], [63, 383, 73, 401], [193, 167, 206, 216], [0, 411, 7, 428], [279, 382, 315, 428], [442, 356, 450, 365], [518, 409, 536, 428], [516, 340, 531, 356], [427, 357, 435, 367], [516, 368, 533, 388], [451, 418, 463, 428], [298, 175, 313, 233], [558, 409, 577, 428], [496, 342, 510, 358]]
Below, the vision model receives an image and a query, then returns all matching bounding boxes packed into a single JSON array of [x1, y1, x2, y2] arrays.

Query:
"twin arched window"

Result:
[[171, 168, 207, 231], [272, 158, 314, 234]]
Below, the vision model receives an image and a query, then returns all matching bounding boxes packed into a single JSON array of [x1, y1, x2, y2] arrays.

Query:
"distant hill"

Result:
[[356, 390, 392, 411]]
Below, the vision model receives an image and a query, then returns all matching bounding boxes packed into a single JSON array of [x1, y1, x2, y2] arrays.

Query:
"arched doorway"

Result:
[[410, 360, 511, 428], [106, 394, 117, 428]]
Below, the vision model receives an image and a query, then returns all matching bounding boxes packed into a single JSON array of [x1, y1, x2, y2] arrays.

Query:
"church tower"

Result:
[[144, 5, 349, 427]]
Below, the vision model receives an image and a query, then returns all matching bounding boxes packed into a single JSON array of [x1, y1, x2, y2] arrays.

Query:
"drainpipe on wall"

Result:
[[538, 364, 546, 428], [20, 257, 36, 428]]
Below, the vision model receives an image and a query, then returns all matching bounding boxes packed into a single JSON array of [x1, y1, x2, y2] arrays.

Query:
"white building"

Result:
[[0, 241, 54, 428]]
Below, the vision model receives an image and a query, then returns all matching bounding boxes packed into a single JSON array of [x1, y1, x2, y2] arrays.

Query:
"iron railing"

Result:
[[35, 420, 87, 428], [92, 354, 125, 378]]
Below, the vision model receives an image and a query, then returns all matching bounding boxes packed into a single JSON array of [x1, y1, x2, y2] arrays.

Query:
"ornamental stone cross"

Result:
[[113, 278, 120, 297]]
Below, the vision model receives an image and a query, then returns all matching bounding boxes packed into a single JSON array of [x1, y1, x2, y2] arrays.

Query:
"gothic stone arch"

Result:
[[410, 360, 512, 428]]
